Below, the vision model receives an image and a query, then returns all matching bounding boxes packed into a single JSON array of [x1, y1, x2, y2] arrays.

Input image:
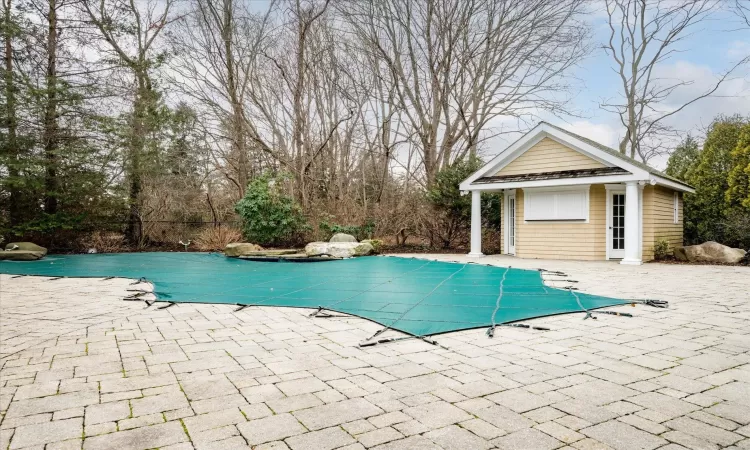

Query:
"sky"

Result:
[[527, 5, 750, 169]]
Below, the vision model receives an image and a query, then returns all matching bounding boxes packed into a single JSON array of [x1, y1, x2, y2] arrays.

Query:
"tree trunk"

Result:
[[222, 0, 248, 198], [127, 72, 149, 244], [43, 0, 58, 214], [3, 0, 21, 226]]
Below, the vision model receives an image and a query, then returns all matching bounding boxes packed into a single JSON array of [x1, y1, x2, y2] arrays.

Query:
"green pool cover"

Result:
[[0, 252, 631, 337]]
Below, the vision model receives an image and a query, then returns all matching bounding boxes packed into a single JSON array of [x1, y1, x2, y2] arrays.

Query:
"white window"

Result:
[[524, 186, 589, 222], [673, 192, 679, 224]]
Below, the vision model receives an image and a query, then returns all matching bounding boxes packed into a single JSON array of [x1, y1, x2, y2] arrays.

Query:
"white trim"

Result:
[[639, 184, 644, 261], [651, 175, 695, 194], [466, 174, 642, 192], [522, 185, 590, 223], [620, 181, 643, 265], [523, 185, 591, 192], [605, 183, 644, 261], [468, 190, 484, 257], [504, 190, 516, 255], [606, 188, 626, 260], [460, 123, 695, 194], [673, 191, 679, 224], [459, 123, 652, 191]]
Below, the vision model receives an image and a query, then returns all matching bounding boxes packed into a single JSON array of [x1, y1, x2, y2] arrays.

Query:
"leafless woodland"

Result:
[[1, 0, 746, 249]]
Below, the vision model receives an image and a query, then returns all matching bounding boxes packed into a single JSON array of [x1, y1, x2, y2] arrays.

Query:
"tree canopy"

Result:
[[667, 116, 750, 248]]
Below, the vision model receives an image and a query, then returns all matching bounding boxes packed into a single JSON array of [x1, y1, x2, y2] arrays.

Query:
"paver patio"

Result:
[[1, 254, 748, 450]]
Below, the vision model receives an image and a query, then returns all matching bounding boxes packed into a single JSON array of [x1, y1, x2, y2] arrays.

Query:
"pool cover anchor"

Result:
[[157, 302, 176, 310], [234, 304, 249, 312], [309, 306, 335, 318], [123, 292, 147, 300], [359, 334, 445, 349], [130, 277, 148, 285], [633, 299, 669, 308], [487, 323, 551, 337], [538, 269, 568, 277], [568, 287, 637, 320], [597, 310, 633, 318]]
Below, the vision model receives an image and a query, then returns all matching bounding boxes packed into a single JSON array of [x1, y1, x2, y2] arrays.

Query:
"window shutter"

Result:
[[524, 187, 589, 221]]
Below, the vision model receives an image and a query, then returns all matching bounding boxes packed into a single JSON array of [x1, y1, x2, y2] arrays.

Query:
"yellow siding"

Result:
[[495, 137, 606, 176], [642, 186, 655, 261], [513, 185, 607, 260], [642, 186, 683, 261]]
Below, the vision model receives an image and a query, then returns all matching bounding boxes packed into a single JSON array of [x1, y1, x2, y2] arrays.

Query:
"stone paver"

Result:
[[9, 417, 82, 449], [84, 400, 130, 425], [5, 391, 98, 418], [1, 255, 748, 450], [424, 425, 491, 449], [237, 413, 306, 445], [285, 426, 356, 450], [82, 421, 188, 450], [293, 398, 383, 430], [491, 428, 563, 450], [404, 401, 472, 429], [582, 421, 667, 450], [356, 427, 404, 447]]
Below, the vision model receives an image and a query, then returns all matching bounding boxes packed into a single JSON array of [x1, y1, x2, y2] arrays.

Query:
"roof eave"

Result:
[[650, 174, 695, 193], [463, 173, 643, 191]]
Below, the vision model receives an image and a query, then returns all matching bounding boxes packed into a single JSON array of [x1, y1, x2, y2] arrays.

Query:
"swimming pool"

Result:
[[0, 252, 631, 337]]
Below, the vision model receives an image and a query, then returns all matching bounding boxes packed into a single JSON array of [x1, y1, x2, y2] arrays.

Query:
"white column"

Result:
[[621, 181, 642, 265], [468, 190, 484, 257]]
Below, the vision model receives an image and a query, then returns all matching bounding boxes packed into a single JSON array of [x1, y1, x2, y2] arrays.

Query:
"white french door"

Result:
[[608, 191, 626, 259], [505, 192, 516, 255]]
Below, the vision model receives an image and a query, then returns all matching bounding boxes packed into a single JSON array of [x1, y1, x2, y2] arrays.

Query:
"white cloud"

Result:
[[558, 121, 621, 149], [727, 40, 750, 60], [653, 60, 750, 128]]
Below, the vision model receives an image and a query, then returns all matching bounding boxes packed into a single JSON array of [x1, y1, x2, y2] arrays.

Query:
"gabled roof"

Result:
[[460, 122, 695, 193], [541, 122, 689, 187]]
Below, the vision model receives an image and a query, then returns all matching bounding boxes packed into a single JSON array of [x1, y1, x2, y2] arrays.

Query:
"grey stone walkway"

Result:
[[0, 255, 748, 450]]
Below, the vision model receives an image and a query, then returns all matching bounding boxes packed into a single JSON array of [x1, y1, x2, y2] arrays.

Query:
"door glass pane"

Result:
[[612, 194, 625, 250]]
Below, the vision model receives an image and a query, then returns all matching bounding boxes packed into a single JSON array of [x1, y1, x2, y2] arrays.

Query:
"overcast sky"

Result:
[[526, 6, 750, 168]]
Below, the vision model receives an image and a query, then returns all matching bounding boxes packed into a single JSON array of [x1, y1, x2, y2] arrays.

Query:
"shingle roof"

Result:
[[540, 122, 692, 189], [475, 167, 630, 184]]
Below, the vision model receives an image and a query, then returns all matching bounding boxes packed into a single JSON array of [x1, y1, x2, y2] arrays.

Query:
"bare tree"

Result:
[[341, 0, 589, 186], [602, 0, 749, 162], [735, 0, 750, 28], [81, 0, 179, 242], [170, 0, 277, 199]]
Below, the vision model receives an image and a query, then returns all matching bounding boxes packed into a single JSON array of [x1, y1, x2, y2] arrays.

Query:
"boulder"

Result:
[[350, 242, 375, 257], [5, 242, 47, 256], [224, 242, 264, 257], [673, 241, 746, 264], [0, 250, 45, 261], [361, 239, 383, 253], [304, 241, 375, 258], [329, 233, 357, 243], [304, 242, 330, 257]]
